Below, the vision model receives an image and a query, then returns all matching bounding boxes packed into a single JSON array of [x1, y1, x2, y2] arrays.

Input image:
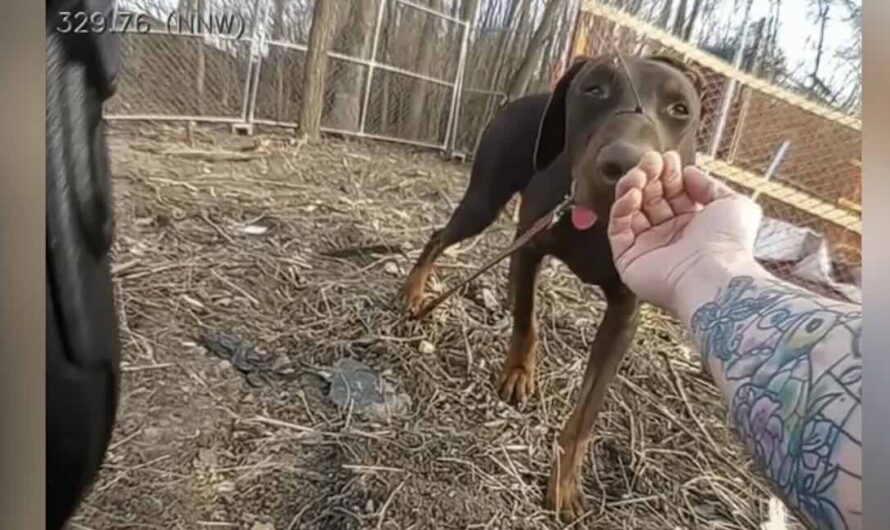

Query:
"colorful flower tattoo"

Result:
[[692, 276, 861, 530]]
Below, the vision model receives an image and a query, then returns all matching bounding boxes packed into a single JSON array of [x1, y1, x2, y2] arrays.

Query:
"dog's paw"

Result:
[[402, 274, 427, 318], [404, 288, 426, 318], [498, 364, 535, 406], [545, 470, 586, 521]]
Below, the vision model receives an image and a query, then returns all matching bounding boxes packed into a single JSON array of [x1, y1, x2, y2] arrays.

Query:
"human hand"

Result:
[[607, 151, 763, 314]]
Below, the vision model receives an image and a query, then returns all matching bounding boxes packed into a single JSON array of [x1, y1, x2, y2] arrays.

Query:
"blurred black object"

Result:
[[46, 0, 122, 527]]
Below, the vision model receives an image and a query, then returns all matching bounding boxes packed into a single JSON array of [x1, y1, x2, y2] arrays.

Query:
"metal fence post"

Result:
[[359, 0, 389, 135], [753, 140, 791, 202], [247, 0, 271, 127], [240, 0, 268, 126], [444, 18, 471, 153], [707, 5, 752, 159]]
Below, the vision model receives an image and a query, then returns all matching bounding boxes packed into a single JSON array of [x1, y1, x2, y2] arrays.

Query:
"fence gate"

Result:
[[244, 0, 471, 151]]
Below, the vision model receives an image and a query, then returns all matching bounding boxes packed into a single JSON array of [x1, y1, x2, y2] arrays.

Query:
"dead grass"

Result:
[[73, 122, 776, 530]]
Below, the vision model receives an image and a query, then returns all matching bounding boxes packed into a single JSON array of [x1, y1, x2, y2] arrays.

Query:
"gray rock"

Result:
[[480, 287, 499, 310], [327, 358, 411, 420]]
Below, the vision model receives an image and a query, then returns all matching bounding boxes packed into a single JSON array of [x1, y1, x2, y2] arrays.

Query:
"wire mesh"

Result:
[[348, 0, 466, 145], [570, 2, 861, 302], [362, 68, 455, 145], [255, 0, 468, 143], [322, 58, 370, 132], [375, 0, 463, 82], [105, 32, 251, 120], [450, 0, 579, 156], [328, 0, 381, 59], [252, 42, 307, 125], [264, 0, 317, 47], [451, 88, 506, 155], [450, 22, 515, 155]]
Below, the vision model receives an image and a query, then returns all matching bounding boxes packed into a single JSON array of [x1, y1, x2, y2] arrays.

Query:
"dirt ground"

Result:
[[72, 123, 776, 530]]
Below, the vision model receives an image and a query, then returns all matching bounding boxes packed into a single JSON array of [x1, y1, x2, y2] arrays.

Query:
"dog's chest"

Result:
[[534, 217, 620, 286]]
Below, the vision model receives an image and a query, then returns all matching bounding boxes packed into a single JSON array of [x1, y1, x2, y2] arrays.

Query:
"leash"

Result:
[[410, 54, 651, 320], [411, 193, 574, 320]]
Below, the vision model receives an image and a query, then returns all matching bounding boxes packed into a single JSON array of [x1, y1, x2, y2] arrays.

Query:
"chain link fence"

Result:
[[104, 27, 253, 122], [105, 0, 861, 302], [571, 1, 861, 303], [104, 0, 264, 122], [107, 0, 472, 148]]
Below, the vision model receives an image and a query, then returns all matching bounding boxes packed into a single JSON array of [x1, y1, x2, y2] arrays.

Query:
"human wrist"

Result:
[[670, 247, 767, 328]]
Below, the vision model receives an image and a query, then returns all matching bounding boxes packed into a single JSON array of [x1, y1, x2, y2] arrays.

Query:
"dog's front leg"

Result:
[[499, 247, 544, 406], [545, 284, 640, 520]]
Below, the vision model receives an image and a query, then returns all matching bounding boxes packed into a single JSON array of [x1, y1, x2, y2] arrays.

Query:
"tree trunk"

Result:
[[487, 0, 524, 92], [404, 0, 443, 140], [461, 0, 479, 22], [512, 0, 534, 61], [471, 0, 525, 151], [682, 0, 704, 41], [749, 17, 766, 74], [534, 29, 557, 91], [810, 0, 830, 91], [762, 0, 782, 82], [672, 0, 688, 37], [196, 37, 206, 114], [327, 0, 375, 131], [377, 22, 391, 132], [182, 0, 206, 115], [658, 0, 674, 29], [272, 0, 286, 120], [299, 0, 338, 140], [506, 0, 565, 100]]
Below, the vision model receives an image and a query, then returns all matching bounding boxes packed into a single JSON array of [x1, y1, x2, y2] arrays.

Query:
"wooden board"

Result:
[[838, 198, 862, 213], [696, 154, 862, 234]]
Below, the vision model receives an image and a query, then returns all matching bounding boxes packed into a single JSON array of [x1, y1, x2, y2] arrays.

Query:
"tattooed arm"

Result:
[[607, 152, 861, 530], [677, 257, 862, 530]]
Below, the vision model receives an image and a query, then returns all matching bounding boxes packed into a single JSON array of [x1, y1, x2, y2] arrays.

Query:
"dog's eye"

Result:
[[668, 102, 689, 117], [585, 85, 608, 98]]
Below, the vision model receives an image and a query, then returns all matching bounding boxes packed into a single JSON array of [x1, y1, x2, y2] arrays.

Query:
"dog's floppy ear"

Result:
[[533, 56, 590, 172], [646, 54, 704, 97]]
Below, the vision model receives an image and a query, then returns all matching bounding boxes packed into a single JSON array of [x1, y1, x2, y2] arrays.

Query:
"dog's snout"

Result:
[[596, 141, 646, 183]]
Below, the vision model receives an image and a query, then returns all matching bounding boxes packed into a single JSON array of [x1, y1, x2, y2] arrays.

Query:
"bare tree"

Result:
[[272, 0, 287, 121], [628, 0, 645, 15], [831, 0, 861, 113], [809, 0, 831, 92], [505, 0, 566, 99], [682, 0, 705, 41], [404, 0, 444, 140], [195, 0, 206, 114], [748, 16, 767, 71], [461, 0, 480, 24], [467, 0, 526, 149], [490, 0, 527, 92], [327, 0, 375, 130], [672, 0, 689, 36], [174, 0, 207, 113], [378, 21, 393, 132], [658, 0, 675, 30], [512, 0, 535, 64], [299, 0, 338, 140]]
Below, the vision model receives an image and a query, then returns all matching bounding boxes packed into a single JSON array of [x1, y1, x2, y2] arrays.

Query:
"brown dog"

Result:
[[404, 54, 702, 517]]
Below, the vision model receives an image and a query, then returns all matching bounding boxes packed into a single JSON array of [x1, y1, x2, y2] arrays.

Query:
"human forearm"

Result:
[[674, 256, 862, 530]]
